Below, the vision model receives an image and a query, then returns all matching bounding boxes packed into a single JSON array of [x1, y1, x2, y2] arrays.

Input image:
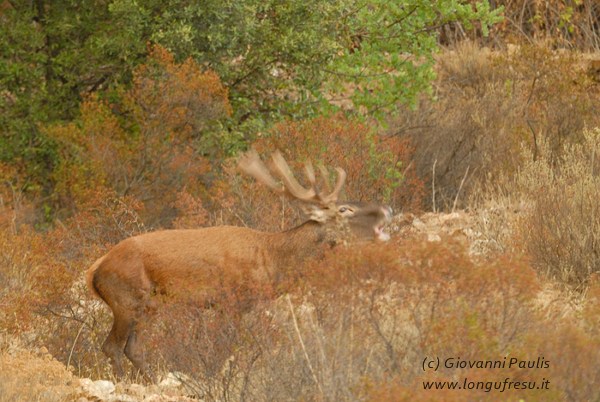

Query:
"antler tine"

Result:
[[317, 164, 331, 193], [304, 162, 316, 188], [319, 167, 347, 204], [239, 149, 345, 205], [238, 149, 284, 194], [271, 151, 318, 202], [305, 161, 329, 202]]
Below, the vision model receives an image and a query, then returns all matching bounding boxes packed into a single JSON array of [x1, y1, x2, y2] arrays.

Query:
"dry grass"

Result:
[[0, 335, 79, 402], [391, 41, 600, 211], [516, 129, 600, 289], [473, 128, 600, 290]]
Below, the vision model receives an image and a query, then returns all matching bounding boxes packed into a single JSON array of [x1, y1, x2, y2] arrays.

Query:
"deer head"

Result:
[[238, 149, 392, 243]]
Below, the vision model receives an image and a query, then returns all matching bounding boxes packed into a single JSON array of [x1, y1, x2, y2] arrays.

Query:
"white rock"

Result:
[[440, 212, 461, 222], [412, 218, 426, 231], [80, 378, 115, 399], [110, 394, 136, 402], [427, 233, 442, 242]]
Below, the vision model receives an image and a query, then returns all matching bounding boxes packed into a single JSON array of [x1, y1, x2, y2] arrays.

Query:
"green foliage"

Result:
[[327, 0, 502, 118], [0, 0, 149, 193], [1, 0, 501, 202], [0, 3, 50, 185], [150, 0, 345, 118], [150, 0, 502, 121]]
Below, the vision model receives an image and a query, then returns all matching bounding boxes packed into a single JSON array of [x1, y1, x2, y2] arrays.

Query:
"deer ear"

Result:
[[302, 205, 328, 222]]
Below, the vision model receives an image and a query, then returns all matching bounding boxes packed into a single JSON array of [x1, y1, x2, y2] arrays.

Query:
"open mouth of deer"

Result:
[[374, 206, 392, 242], [374, 225, 390, 241]]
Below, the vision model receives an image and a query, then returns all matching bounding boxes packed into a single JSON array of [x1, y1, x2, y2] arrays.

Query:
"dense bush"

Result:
[[98, 238, 600, 401], [47, 45, 229, 226]]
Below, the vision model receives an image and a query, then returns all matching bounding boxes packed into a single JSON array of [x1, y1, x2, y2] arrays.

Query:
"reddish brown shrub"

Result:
[[149, 299, 278, 399], [48, 44, 228, 226], [258, 114, 423, 210], [0, 189, 148, 379], [129, 44, 232, 133], [0, 227, 60, 332], [171, 188, 209, 229], [0, 164, 31, 230], [533, 324, 600, 402], [296, 239, 545, 400]]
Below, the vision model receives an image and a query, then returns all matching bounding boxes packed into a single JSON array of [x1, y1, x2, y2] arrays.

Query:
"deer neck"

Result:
[[270, 220, 330, 266]]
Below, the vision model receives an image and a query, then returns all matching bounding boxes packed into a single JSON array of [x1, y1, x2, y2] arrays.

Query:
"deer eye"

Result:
[[338, 206, 354, 215]]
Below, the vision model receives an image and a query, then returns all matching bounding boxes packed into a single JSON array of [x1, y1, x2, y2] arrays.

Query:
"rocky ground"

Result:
[[0, 340, 198, 401]]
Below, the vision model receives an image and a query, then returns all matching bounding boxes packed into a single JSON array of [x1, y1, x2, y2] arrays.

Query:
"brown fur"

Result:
[[89, 223, 324, 308], [86, 255, 105, 299]]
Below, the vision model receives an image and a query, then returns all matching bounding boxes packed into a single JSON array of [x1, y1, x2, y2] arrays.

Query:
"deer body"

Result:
[[87, 151, 391, 380], [89, 223, 327, 305]]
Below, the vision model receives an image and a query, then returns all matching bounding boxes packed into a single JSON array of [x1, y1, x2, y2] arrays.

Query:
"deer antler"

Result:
[[237, 149, 283, 194], [238, 149, 346, 206], [319, 166, 346, 204]]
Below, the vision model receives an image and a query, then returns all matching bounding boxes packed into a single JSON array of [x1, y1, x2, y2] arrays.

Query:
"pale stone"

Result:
[[427, 233, 442, 242], [80, 378, 115, 400]]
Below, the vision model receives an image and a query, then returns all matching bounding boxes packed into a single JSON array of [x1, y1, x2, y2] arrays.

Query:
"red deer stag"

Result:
[[86, 150, 392, 380]]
